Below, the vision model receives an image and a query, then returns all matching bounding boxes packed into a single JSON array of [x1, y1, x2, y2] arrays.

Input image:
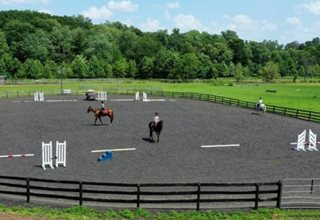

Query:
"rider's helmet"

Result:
[[155, 112, 158, 116], [101, 101, 104, 103]]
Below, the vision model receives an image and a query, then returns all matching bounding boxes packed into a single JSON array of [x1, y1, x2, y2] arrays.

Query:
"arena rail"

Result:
[[0, 175, 281, 210], [0, 89, 319, 123], [144, 90, 320, 123]]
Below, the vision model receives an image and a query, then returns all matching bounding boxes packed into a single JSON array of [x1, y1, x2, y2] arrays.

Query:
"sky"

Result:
[[1, 0, 320, 44]]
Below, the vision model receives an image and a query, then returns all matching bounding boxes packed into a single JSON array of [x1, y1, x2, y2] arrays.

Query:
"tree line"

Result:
[[0, 10, 320, 82]]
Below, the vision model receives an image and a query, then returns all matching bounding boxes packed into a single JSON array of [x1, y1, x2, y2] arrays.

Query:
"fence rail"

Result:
[[282, 178, 320, 209], [146, 90, 320, 123], [0, 176, 281, 210]]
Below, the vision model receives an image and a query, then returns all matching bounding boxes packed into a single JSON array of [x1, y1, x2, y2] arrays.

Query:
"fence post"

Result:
[[308, 112, 312, 121], [79, 182, 83, 206], [310, 179, 314, 194], [26, 178, 30, 203], [254, 183, 260, 209], [137, 184, 140, 208], [277, 180, 282, 208], [196, 183, 201, 211]]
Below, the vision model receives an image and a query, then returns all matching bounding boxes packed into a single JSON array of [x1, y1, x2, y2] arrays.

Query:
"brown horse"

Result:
[[87, 106, 113, 125]]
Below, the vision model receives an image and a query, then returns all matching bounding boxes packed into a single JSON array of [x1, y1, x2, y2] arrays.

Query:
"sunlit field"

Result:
[[1, 79, 320, 112]]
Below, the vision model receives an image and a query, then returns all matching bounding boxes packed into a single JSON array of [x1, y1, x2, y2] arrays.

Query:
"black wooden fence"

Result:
[[144, 90, 320, 123], [0, 175, 281, 210]]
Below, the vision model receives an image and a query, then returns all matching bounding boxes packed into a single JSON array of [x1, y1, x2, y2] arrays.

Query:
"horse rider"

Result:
[[257, 97, 263, 109], [152, 112, 160, 128], [100, 101, 105, 112]]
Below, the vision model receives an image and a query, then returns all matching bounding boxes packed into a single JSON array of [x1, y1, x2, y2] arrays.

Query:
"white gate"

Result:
[[281, 178, 320, 208]]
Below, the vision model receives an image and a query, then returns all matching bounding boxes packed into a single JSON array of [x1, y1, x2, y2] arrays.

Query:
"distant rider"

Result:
[[257, 97, 263, 109], [152, 112, 160, 128], [100, 101, 105, 112]]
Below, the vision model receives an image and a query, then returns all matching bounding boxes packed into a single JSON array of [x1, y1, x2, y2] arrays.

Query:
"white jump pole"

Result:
[[91, 148, 136, 153], [201, 144, 240, 148], [290, 142, 320, 145], [0, 154, 34, 158]]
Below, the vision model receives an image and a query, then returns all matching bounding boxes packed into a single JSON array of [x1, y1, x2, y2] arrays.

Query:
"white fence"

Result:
[[282, 178, 320, 208]]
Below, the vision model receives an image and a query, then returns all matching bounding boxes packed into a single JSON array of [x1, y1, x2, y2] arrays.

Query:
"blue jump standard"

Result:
[[98, 151, 113, 162]]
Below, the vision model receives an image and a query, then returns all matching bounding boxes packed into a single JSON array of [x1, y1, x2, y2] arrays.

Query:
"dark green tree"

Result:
[[71, 55, 89, 78]]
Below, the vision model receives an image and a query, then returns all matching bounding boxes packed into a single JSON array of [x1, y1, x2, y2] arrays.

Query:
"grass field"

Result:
[[1, 204, 320, 220], [1, 79, 320, 112]]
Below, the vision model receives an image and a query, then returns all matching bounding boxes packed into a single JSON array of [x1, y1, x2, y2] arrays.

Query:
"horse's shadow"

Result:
[[142, 137, 155, 143], [82, 123, 111, 127], [34, 165, 43, 169], [251, 112, 263, 115]]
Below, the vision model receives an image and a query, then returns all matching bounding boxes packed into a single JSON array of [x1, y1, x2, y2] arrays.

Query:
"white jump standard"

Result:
[[309, 129, 318, 151], [201, 144, 240, 148], [42, 141, 67, 170], [97, 91, 107, 101], [34, 91, 44, 102], [55, 141, 67, 167], [42, 141, 54, 170], [291, 129, 319, 151]]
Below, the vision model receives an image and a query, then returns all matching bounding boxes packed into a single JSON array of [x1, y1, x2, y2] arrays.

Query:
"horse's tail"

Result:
[[158, 120, 163, 131]]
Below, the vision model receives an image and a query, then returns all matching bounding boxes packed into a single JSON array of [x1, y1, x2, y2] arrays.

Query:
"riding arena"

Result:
[[0, 92, 319, 209]]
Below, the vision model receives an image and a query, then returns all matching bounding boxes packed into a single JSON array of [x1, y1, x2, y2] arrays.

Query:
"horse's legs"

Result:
[[94, 117, 98, 125], [98, 117, 103, 125], [109, 112, 113, 124], [156, 132, 160, 143], [149, 128, 153, 140]]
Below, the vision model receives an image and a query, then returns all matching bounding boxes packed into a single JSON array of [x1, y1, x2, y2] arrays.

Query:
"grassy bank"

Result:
[[1, 79, 320, 112], [1, 204, 320, 220]]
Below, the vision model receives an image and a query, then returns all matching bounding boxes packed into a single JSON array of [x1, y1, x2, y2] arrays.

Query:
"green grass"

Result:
[[1, 79, 320, 112], [1, 204, 320, 219]]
